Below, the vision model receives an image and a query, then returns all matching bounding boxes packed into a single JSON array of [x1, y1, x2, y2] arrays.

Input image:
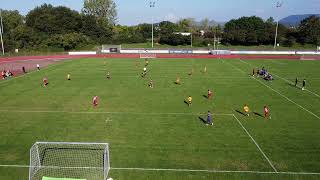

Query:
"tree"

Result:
[[159, 34, 190, 46], [82, 0, 117, 25], [0, 10, 24, 52], [177, 18, 196, 33], [80, 14, 113, 44], [200, 18, 210, 31], [223, 16, 284, 46], [158, 21, 179, 36], [137, 23, 152, 40], [26, 4, 82, 34], [298, 15, 320, 45]]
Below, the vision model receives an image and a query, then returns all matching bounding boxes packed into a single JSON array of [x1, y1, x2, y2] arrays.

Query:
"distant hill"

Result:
[[280, 14, 320, 27]]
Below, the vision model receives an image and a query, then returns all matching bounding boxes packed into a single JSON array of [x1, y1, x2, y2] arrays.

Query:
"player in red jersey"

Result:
[[92, 96, 99, 107], [264, 106, 270, 119], [43, 77, 48, 87], [208, 89, 213, 100]]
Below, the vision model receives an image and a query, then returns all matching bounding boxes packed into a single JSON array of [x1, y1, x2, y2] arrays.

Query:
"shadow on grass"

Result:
[[198, 117, 207, 124], [203, 95, 208, 99], [184, 100, 189, 106], [235, 110, 246, 116], [254, 112, 264, 118], [288, 82, 300, 89]]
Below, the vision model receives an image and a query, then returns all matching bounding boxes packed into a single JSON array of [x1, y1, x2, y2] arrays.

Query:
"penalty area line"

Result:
[[232, 115, 277, 172], [111, 167, 320, 175]]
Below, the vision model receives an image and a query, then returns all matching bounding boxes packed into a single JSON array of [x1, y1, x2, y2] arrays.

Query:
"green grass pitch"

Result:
[[0, 58, 320, 180]]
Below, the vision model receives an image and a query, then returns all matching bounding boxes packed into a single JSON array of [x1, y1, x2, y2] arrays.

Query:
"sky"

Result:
[[1, 0, 320, 25]]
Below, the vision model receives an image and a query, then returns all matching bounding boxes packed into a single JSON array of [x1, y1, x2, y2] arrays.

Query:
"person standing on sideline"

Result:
[[207, 111, 213, 126], [295, 77, 298, 87], [22, 66, 26, 73], [37, 64, 40, 70], [302, 79, 306, 90]]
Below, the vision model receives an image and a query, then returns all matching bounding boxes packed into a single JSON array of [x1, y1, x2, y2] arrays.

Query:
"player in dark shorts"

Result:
[[43, 77, 48, 87], [295, 77, 298, 87], [207, 111, 213, 126], [302, 79, 306, 90], [106, 72, 111, 79], [148, 80, 154, 88]]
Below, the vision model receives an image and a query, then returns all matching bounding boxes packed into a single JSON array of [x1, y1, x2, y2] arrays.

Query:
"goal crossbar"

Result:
[[29, 142, 110, 180]]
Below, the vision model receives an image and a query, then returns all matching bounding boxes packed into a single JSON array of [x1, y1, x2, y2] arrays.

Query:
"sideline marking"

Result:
[[223, 60, 320, 120], [239, 59, 320, 98]]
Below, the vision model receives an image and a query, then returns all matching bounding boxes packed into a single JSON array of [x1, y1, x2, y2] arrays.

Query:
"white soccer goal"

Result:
[[29, 142, 110, 180], [139, 50, 157, 59]]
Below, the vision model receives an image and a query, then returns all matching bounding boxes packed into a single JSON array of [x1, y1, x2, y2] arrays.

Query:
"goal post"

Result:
[[29, 142, 110, 180]]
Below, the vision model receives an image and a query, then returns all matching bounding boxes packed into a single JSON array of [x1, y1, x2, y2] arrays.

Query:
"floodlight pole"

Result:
[[0, 10, 4, 55], [149, 1, 156, 48], [191, 33, 193, 47], [274, 2, 283, 49]]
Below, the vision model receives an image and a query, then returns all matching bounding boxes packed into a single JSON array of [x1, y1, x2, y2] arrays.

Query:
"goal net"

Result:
[[29, 142, 110, 180], [139, 50, 157, 59]]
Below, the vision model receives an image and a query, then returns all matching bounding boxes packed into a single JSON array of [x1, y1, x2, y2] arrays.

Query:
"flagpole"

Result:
[[0, 10, 4, 55]]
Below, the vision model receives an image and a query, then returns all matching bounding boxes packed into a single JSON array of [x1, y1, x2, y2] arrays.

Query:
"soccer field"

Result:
[[0, 58, 320, 180]]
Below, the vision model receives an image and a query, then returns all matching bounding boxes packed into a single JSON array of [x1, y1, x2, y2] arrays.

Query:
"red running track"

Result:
[[1, 54, 320, 63]]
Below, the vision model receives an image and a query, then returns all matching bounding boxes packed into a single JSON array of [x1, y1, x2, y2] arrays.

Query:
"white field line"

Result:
[[239, 59, 320, 98], [1, 164, 320, 175], [224, 60, 320, 120], [232, 115, 277, 172], [0, 109, 234, 117]]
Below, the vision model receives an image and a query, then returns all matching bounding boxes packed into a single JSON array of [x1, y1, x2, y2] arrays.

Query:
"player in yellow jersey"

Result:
[[187, 96, 192, 106], [175, 76, 181, 85], [244, 104, 250, 116]]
